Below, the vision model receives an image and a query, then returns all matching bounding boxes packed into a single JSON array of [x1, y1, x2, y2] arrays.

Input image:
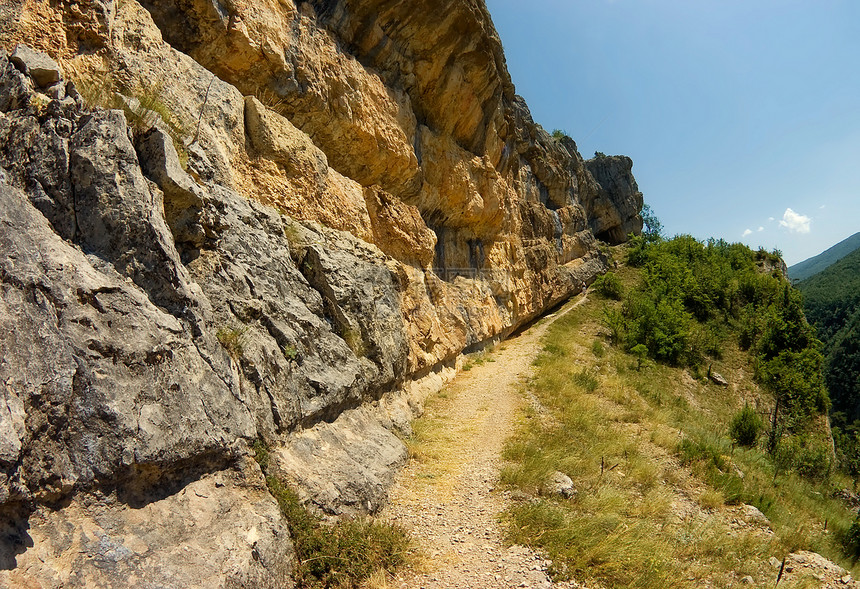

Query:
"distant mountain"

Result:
[[796, 247, 860, 425], [789, 232, 860, 282]]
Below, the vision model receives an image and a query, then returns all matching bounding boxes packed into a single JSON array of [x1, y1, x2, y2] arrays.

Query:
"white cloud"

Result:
[[819, 204, 826, 210], [742, 228, 753, 237], [779, 208, 811, 233], [757, 226, 764, 232], [768, 217, 775, 222]]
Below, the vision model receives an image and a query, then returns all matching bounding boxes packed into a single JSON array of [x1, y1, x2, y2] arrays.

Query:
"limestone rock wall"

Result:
[[0, 0, 643, 585]]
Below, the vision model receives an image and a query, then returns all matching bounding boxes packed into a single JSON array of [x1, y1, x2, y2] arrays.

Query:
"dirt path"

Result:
[[381, 295, 590, 589]]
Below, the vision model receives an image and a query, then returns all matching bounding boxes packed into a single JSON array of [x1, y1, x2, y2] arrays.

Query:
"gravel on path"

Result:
[[381, 295, 592, 589]]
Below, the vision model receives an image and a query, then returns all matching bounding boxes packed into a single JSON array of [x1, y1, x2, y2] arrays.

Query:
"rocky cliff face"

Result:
[[0, 1, 642, 586]]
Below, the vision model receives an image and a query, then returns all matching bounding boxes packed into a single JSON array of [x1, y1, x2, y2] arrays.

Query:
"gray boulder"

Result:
[[70, 109, 202, 315], [545, 471, 576, 499], [709, 371, 729, 387], [186, 186, 411, 432], [272, 406, 408, 516], [0, 50, 32, 113], [10, 44, 60, 88], [136, 126, 206, 247], [0, 107, 77, 239]]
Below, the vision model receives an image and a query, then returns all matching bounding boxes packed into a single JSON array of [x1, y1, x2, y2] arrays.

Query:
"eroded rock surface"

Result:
[[3, 461, 293, 589], [584, 154, 645, 243], [0, 0, 644, 582]]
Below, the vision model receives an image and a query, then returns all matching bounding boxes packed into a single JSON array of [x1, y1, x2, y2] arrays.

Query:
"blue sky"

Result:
[[485, 0, 860, 265]]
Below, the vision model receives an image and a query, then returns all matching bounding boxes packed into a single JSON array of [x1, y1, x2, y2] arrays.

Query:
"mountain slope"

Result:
[[789, 231, 860, 281], [797, 247, 860, 425]]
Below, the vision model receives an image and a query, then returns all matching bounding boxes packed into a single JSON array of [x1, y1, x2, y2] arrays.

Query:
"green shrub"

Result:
[[251, 439, 270, 471], [729, 405, 763, 447], [630, 343, 648, 370], [772, 435, 832, 482], [593, 271, 624, 300], [843, 516, 860, 560], [793, 442, 832, 482]]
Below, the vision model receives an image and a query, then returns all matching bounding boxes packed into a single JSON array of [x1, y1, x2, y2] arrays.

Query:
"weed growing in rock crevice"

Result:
[[216, 325, 247, 359], [252, 441, 413, 588], [69, 65, 190, 168]]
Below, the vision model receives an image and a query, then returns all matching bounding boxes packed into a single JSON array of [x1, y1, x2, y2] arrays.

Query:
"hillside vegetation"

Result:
[[501, 235, 857, 588], [789, 232, 860, 282], [796, 247, 860, 477]]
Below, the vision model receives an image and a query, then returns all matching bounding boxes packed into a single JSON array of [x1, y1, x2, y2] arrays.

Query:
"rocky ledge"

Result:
[[0, 0, 643, 586]]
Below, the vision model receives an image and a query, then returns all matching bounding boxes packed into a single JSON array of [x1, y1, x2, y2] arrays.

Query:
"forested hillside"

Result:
[[789, 232, 860, 282], [797, 247, 860, 472], [614, 235, 829, 446]]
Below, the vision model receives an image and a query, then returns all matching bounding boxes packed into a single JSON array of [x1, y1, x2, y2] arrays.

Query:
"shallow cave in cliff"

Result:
[[595, 226, 629, 245]]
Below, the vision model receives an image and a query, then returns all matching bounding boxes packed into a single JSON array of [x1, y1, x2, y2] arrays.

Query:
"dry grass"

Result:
[[500, 264, 859, 588]]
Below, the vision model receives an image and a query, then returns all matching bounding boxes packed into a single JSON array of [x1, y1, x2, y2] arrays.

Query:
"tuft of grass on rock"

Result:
[[252, 441, 412, 588], [265, 476, 412, 589], [216, 325, 247, 359], [340, 325, 366, 357]]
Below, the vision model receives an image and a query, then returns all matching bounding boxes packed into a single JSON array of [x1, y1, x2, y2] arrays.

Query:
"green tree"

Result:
[[729, 405, 763, 447], [641, 203, 663, 243]]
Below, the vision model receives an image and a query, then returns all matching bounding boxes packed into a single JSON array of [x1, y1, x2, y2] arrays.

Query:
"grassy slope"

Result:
[[501, 266, 857, 589]]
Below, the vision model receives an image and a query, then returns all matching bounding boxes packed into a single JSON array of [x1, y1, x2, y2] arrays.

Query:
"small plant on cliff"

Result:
[[282, 220, 304, 246], [121, 83, 190, 167], [71, 65, 191, 169], [255, 86, 287, 112], [251, 439, 271, 471], [282, 344, 299, 361], [69, 58, 118, 111], [551, 129, 570, 141], [216, 325, 247, 359]]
